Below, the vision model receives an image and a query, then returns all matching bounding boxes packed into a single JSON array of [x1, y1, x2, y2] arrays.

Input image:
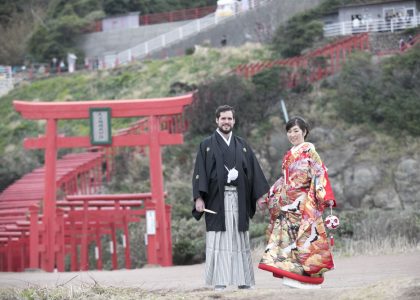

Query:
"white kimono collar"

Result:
[[216, 129, 232, 146]]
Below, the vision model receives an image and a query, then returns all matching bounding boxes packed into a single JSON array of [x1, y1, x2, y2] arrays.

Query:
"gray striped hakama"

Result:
[[205, 186, 255, 287]]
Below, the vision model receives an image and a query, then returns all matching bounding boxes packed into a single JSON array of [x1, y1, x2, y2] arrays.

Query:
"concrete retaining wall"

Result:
[[77, 20, 191, 57], [148, 0, 322, 59], [369, 31, 413, 52], [77, 0, 322, 60]]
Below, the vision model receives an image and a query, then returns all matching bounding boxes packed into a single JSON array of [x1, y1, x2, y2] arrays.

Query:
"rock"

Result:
[[343, 164, 381, 208], [323, 146, 355, 177], [361, 194, 375, 209], [330, 176, 346, 208], [394, 158, 420, 210], [265, 124, 420, 212], [268, 131, 289, 162], [373, 187, 402, 209], [309, 127, 355, 177], [352, 137, 372, 149], [309, 127, 337, 145]]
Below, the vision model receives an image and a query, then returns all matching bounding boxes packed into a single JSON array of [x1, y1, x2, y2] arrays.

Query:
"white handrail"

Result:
[[324, 16, 420, 37], [98, 0, 273, 69], [0, 65, 13, 97]]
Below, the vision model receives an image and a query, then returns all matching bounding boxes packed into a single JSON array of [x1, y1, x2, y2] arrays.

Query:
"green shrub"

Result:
[[186, 72, 283, 137], [185, 47, 195, 56], [171, 218, 206, 265], [328, 47, 420, 136], [271, 14, 324, 58]]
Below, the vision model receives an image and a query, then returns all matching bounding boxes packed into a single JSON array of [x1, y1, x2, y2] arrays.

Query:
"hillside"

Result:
[[0, 44, 270, 185], [1, 37, 420, 268]]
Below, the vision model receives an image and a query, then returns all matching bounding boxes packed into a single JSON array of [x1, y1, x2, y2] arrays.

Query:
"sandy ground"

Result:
[[1, 251, 420, 299]]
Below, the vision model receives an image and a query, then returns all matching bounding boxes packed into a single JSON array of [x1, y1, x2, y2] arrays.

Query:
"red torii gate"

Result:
[[233, 33, 370, 86], [13, 94, 194, 272]]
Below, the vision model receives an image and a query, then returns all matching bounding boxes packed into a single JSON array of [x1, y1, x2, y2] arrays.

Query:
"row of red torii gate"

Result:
[[0, 93, 194, 272], [0, 33, 377, 272]]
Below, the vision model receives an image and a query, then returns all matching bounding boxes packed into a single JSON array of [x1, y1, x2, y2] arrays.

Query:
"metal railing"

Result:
[[0, 66, 13, 97], [97, 0, 273, 69], [85, 6, 218, 32], [324, 16, 420, 37], [234, 33, 370, 88], [139, 6, 217, 25]]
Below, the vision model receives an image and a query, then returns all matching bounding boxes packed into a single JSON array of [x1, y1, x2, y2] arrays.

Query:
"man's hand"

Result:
[[257, 197, 267, 211], [195, 197, 205, 212]]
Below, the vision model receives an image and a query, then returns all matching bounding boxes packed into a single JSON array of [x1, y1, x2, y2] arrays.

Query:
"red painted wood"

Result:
[[67, 193, 153, 201], [233, 33, 370, 88], [13, 94, 194, 120], [24, 131, 184, 149], [2, 93, 193, 272], [42, 119, 58, 272], [149, 115, 171, 266]]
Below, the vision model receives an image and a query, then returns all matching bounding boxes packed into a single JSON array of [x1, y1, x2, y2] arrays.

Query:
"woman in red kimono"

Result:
[[258, 116, 336, 289]]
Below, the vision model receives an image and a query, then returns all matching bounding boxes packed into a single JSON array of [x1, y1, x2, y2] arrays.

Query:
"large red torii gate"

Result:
[[13, 94, 194, 272]]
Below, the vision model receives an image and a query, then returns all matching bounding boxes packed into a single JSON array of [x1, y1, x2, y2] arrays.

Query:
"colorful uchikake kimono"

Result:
[[259, 142, 336, 284]]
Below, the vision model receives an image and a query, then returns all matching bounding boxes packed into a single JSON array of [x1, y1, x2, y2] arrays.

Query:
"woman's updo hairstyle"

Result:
[[285, 116, 310, 139]]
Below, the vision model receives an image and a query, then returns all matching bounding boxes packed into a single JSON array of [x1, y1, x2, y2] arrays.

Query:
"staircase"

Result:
[[234, 33, 370, 88], [80, 0, 322, 69]]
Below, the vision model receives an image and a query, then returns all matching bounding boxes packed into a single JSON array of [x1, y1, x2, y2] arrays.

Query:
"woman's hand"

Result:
[[195, 197, 205, 212], [326, 200, 335, 207]]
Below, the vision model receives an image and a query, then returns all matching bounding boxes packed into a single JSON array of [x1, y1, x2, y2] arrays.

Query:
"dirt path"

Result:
[[1, 251, 420, 299]]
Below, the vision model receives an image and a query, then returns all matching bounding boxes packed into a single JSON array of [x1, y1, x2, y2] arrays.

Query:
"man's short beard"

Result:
[[218, 126, 232, 134]]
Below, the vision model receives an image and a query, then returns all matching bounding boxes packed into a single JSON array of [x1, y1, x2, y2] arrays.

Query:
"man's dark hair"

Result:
[[215, 105, 235, 119], [285, 116, 310, 139]]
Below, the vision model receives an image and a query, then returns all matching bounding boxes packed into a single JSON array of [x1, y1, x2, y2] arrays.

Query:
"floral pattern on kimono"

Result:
[[260, 142, 336, 277]]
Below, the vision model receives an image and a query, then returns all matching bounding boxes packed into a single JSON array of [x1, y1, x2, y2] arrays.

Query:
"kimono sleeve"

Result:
[[192, 142, 208, 199], [245, 146, 269, 219], [266, 176, 283, 219], [266, 177, 283, 203], [309, 147, 336, 211], [247, 146, 270, 201], [191, 142, 207, 220]]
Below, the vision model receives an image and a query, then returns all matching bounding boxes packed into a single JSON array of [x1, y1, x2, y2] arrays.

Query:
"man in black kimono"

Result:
[[192, 105, 269, 290]]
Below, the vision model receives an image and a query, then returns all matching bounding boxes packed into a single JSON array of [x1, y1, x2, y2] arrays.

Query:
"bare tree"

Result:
[[0, 2, 46, 65]]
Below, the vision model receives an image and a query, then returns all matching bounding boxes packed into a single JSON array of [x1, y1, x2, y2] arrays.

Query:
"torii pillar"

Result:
[[14, 94, 194, 271]]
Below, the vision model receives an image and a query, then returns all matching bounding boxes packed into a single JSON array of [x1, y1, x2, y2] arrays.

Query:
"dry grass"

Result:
[[251, 209, 420, 259], [1, 237, 419, 299], [252, 237, 420, 263], [1, 277, 419, 300], [337, 277, 420, 300], [335, 236, 420, 257]]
